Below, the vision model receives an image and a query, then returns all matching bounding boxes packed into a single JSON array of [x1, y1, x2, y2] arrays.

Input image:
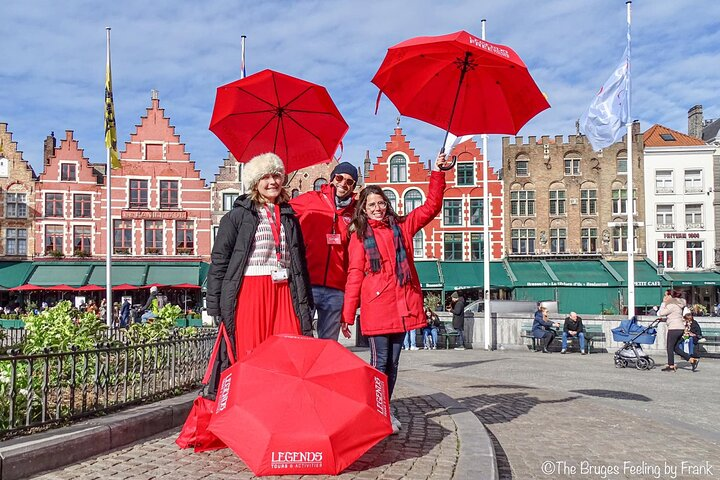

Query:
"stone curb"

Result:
[[401, 381, 498, 480], [0, 391, 197, 480]]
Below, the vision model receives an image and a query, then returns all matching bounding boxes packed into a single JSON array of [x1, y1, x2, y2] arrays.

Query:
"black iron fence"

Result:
[[0, 330, 217, 439]]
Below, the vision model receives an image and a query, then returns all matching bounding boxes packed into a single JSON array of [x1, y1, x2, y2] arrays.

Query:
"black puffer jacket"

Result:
[[206, 195, 314, 343]]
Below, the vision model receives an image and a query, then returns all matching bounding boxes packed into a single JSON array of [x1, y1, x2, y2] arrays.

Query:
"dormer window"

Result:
[[60, 163, 77, 181]]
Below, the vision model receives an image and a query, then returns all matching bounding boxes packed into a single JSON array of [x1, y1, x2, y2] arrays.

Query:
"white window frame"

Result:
[[655, 170, 673, 194]]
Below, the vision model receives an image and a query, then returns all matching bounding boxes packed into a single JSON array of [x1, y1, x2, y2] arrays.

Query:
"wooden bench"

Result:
[[438, 321, 462, 349], [697, 328, 720, 355], [521, 324, 605, 354]]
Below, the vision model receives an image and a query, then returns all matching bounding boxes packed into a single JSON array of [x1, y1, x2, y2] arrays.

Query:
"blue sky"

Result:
[[1, 1, 719, 180]]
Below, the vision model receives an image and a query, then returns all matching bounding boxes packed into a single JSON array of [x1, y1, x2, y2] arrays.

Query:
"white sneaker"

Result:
[[454, 346, 465, 350], [409, 346, 419, 351]]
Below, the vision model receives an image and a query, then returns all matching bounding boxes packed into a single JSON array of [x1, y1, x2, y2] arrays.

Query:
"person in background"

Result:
[[290, 162, 358, 341], [561, 311, 587, 355], [658, 290, 698, 371], [141, 286, 161, 322], [422, 304, 440, 350], [402, 329, 419, 351], [120, 298, 131, 328], [206, 152, 314, 397], [449, 292, 466, 350], [340, 152, 451, 434], [532, 306, 560, 353]]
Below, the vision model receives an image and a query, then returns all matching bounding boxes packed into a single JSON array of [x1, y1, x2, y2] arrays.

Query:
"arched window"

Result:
[[564, 153, 581, 176], [389, 155, 407, 183], [313, 178, 327, 191], [413, 231, 424, 258], [383, 189, 397, 211], [403, 189, 423, 213], [617, 152, 627, 174], [291, 189, 300, 198], [515, 154, 529, 176]]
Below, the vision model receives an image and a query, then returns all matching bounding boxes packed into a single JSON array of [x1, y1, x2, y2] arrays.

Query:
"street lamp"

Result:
[[656, 263, 665, 276]]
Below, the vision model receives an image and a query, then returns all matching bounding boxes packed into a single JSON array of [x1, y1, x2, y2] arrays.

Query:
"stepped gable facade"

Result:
[[0, 123, 37, 259]]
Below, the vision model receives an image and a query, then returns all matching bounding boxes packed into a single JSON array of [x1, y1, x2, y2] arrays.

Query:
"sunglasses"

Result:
[[333, 174, 356, 187]]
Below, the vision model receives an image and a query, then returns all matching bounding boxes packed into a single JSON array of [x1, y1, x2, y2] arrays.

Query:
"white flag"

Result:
[[579, 47, 629, 151]]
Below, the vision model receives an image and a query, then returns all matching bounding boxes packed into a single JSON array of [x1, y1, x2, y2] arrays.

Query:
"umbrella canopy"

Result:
[[208, 335, 392, 476], [209, 69, 349, 172], [112, 283, 140, 291], [144, 283, 166, 289], [44, 284, 77, 291], [9, 284, 41, 291], [171, 283, 201, 289], [372, 30, 550, 137], [76, 284, 105, 292]]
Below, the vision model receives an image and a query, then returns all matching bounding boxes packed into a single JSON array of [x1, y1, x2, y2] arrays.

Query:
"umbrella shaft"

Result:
[[440, 51, 472, 160]]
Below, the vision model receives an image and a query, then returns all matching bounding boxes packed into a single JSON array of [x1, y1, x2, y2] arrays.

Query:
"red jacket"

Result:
[[290, 183, 356, 291], [342, 171, 446, 335]]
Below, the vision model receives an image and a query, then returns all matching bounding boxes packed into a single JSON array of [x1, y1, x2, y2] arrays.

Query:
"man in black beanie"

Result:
[[290, 162, 359, 340]]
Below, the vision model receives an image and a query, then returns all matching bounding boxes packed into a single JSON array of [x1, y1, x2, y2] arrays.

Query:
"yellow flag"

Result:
[[105, 54, 120, 169]]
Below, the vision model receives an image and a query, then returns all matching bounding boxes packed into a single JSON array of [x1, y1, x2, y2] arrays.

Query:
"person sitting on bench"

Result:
[[532, 306, 560, 353], [561, 311, 587, 355]]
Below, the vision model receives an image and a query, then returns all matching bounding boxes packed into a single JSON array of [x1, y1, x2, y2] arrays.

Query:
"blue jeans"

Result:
[[403, 329, 417, 349], [311, 286, 344, 341], [561, 331, 586, 351], [422, 327, 438, 348], [368, 332, 404, 399], [141, 311, 155, 323]]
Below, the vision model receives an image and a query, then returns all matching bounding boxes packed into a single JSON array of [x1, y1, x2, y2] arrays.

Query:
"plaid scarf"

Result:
[[363, 217, 412, 285]]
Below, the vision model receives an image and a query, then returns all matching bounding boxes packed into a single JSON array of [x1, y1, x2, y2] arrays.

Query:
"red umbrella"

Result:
[[44, 284, 78, 291], [209, 69, 349, 172], [9, 284, 41, 291], [208, 335, 392, 476], [144, 283, 166, 289], [76, 284, 105, 292], [171, 283, 201, 289], [112, 283, 140, 291], [372, 30, 550, 154]]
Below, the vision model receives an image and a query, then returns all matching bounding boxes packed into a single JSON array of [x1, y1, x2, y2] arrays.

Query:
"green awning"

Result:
[[415, 260, 442, 289], [665, 271, 720, 286], [200, 262, 210, 289], [146, 264, 202, 286], [440, 261, 513, 291], [606, 260, 670, 287], [546, 261, 618, 287], [26, 263, 93, 287], [505, 261, 553, 287], [87, 264, 147, 287], [0, 262, 33, 289]]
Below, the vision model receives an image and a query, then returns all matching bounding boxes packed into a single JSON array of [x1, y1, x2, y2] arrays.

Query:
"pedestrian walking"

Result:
[[448, 292, 466, 350], [206, 152, 314, 397], [290, 162, 358, 340], [120, 298, 130, 328], [659, 291, 699, 372], [340, 152, 451, 433]]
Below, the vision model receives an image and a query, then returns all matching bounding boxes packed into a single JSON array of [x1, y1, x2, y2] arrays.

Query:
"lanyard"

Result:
[[264, 204, 282, 263], [321, 193, 338, 234]]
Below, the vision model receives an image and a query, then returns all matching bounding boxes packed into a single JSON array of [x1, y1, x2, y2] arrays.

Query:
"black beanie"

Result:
[[331, 162, 359, 183]]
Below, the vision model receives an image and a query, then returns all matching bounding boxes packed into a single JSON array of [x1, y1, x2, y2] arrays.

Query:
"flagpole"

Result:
[[105, 27, 113, 327], [625, 1, 635, 318], [481, 19, 492, 350], [241, 35, 247, 79]]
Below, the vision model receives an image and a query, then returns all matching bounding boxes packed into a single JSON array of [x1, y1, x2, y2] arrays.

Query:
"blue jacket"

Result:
[[532, 310, 556, 338]]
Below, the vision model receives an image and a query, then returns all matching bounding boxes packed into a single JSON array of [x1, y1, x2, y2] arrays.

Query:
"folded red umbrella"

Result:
[[208, 335, 392, 476], [372, 30, 550, 148], [209, 69, 349, 172]]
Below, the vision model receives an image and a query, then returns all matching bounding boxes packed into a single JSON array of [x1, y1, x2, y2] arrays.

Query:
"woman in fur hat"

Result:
[[205, 153, 314, 394], [340, 152, 451, 433]]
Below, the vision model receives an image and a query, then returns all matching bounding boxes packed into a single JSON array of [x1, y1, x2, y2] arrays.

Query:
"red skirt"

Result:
[[234, 275, 301, 359]]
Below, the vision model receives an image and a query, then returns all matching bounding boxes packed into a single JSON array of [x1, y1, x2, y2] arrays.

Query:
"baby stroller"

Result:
[[612, 316, 661, 370]]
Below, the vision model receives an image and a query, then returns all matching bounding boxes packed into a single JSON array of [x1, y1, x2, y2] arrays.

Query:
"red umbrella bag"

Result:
[[208, 335, 393, 476], [176, 323, 235, 452]]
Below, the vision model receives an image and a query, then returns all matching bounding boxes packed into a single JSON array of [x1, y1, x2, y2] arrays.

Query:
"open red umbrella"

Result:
[[76, 284, 105, 292], [208, 335, 392, 476], [112, 283, 140, 291], [209, 69, 349, 172], [9, 284, 41, 291], [44, 284, 77, 291], [170, 283, 201, 289], [372, 30, 550, 154]]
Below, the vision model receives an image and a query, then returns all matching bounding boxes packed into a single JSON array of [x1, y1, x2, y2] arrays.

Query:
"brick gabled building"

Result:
[[364, 126, 504, 261], [34, 130, 102, 258], [110, 93, 211, 261], [0, 123, 37, 259]]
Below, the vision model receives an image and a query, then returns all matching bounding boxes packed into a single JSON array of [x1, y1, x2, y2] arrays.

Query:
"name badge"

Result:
[[326, 234, 342, 245], [271, 268, 289, 283]]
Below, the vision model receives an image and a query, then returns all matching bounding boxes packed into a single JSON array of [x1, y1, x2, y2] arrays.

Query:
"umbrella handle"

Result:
[[437, 145, 457, 171]]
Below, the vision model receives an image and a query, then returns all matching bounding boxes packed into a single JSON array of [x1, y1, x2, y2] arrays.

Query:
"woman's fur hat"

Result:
[[242, 152, 285, 191]]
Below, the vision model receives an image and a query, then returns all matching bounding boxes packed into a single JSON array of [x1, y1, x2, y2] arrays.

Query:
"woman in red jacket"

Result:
[[341, 153, 450, 432]]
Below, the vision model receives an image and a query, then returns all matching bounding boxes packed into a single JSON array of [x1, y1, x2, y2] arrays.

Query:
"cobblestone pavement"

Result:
[[33, 348, 720, 479]]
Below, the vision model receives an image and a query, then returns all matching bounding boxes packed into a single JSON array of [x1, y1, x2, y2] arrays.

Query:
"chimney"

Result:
[[43, 132, 56, 164], [688, 105, 704, 139]]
